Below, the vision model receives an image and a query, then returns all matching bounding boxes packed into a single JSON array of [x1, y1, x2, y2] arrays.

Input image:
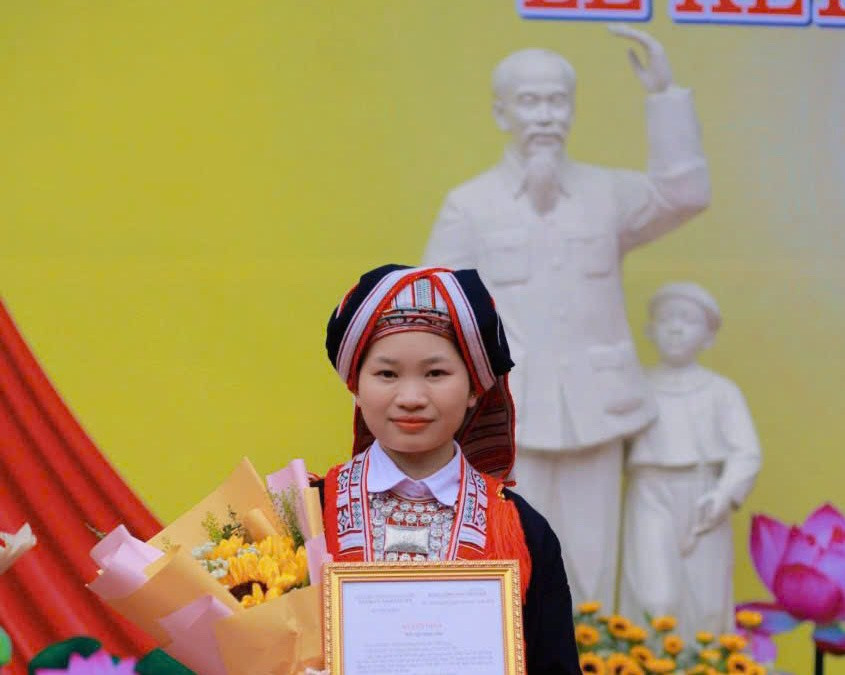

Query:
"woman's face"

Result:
[[356, 331, 477, 459]]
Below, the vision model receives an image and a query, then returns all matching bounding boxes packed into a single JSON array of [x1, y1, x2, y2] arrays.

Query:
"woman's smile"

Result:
[[391, 416, 434, 433]]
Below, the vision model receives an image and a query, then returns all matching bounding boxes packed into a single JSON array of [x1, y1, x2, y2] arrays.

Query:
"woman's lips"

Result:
[[392, 418, 432, 433]]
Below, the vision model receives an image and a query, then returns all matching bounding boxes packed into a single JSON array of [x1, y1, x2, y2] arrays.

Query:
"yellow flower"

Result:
[[642, 657, 675, 674], [623, 625, 648, 643], [719, 634, 748, 652], [663, 634, 684, 656], [580, 652, 606, 675], [629, 645, 654, 666], [208, 535, 244, 561], [687, 666, 710, 675], [575, 623, 601, 647], [608, 615, 632, 638], [726, 653, 753, 673], [651, 615, 677, 632], [735, 610, 763, 629], [239, 581, 265, 608], [256, 533, 295, 559], [620, 663, 645, 675], [578, 601, 603, 614], [696, 631, 715, 644], [748, 665, 766, 675], [699, 649, 721, 664], [606, 653, 643, 675]]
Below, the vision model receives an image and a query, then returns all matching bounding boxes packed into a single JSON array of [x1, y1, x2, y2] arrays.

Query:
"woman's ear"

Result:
[[467, 391, 479, 409]]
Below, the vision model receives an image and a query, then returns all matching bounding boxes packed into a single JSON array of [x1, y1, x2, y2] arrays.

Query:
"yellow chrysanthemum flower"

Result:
[[620, 662, 645, 675], [699, 648, 721, 664], [608, 615, 632, 638], [696, 631, 715, 644], [748, 665, 766, 675], [687, 665, 709, 675], [719, 634, 748, 652], [575, 623, 601, 647], [579, 652, 606, 675], [642, 657, 675, 674], [650, 615, 677, 632], [623, 625, 648, 643], [629, 645, 653, 666], [727, 653, 753, 673], [578, 601, 603, 614], [663, 634, 684, 656], [735, 610, 763, 629], [606, 653, 643, 675]]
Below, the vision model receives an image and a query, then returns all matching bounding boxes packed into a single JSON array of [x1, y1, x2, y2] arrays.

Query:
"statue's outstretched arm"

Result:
[[608, 24, 674, 94]]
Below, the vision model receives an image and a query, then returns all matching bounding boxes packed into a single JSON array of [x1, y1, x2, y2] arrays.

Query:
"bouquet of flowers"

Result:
[[87, 458, 331, 675], [573, 602, 767, 674]]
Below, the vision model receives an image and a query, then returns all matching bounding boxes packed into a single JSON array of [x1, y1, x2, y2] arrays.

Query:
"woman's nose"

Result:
[[395, 379, 427, 408]]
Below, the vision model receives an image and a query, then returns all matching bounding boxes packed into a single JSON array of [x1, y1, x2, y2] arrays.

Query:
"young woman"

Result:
[[318, 264, 580, 674]]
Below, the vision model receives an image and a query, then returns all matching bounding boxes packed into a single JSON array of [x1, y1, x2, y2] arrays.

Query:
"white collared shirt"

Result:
[[366, 440, 461, 506]]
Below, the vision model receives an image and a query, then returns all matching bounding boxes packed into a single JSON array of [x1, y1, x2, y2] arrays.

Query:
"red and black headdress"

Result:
[[326, 264, 516, 479]]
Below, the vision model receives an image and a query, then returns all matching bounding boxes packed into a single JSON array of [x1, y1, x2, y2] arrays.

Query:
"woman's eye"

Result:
[[376, 370, 397, 379], [426, 369, 448, 378]]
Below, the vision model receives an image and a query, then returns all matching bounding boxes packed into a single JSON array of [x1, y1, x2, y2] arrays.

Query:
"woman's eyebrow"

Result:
[[420, 355, 449, 366]]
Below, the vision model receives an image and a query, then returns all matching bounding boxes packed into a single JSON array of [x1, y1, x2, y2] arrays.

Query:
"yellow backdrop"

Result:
[[2, 2, 843, 672]]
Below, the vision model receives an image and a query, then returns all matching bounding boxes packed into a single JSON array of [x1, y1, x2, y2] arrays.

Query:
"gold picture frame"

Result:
[[323, 559, 525, 675]]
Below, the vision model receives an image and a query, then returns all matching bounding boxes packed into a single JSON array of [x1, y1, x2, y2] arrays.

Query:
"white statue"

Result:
[[619, 282, 762, 639], [422, 26, 710, 607]]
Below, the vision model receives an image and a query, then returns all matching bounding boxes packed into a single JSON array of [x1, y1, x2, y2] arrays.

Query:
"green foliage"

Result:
[[270, 487, 305, 549], [201, 506, 245, 544]]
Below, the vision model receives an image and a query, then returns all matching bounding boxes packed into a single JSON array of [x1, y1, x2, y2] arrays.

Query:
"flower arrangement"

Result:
[[191, 506, 309, 607], [87, 458, 331, 675], [741, 503, 845, 674], [573, 602, 767, 674]]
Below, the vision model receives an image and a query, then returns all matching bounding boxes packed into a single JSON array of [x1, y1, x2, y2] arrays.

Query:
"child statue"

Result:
[[619, 282, 762, 639]]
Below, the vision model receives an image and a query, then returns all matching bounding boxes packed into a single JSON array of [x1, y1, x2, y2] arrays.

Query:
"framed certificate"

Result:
[[323, 560, 525, 675]]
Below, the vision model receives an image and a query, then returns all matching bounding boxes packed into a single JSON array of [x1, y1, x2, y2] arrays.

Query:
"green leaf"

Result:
[[135, 649, 195, 674], [0, 625, 11, 666], [27, 637, 102, 674]]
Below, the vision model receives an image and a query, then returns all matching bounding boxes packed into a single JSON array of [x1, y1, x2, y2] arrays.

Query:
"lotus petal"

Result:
[[773, 563, 844, 623], [781, 526, 822, 567], [750, 514, 790, 592], [803, 504, 845, 548], [748, 632, 777, 664]]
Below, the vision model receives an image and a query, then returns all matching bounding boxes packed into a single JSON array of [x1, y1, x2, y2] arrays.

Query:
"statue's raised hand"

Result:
[[608, 24, 673, 94]]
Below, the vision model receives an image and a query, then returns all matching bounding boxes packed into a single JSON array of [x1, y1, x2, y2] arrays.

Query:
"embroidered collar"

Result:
[[366, 440, 462, 506], [333, 445, 489, 562]]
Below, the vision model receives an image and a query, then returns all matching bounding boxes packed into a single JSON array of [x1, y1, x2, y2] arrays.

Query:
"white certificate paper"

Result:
[[341, 578, 506, 675]]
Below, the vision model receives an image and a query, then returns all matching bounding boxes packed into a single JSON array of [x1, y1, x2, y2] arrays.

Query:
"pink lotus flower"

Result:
[[751, 504, 845, 624], [35, 649, 137, 674], [748, 503, 845, 659]]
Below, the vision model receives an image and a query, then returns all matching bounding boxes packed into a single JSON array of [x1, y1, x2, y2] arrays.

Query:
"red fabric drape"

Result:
[[0, 299, 162, 673]]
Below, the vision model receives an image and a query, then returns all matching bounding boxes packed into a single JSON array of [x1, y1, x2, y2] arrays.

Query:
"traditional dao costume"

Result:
[[319, 265, 580, 675]]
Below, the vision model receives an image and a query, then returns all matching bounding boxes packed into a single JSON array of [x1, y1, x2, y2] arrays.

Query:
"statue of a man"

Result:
[[422, 26, 710, 608], [620, 283, 761, 638]]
